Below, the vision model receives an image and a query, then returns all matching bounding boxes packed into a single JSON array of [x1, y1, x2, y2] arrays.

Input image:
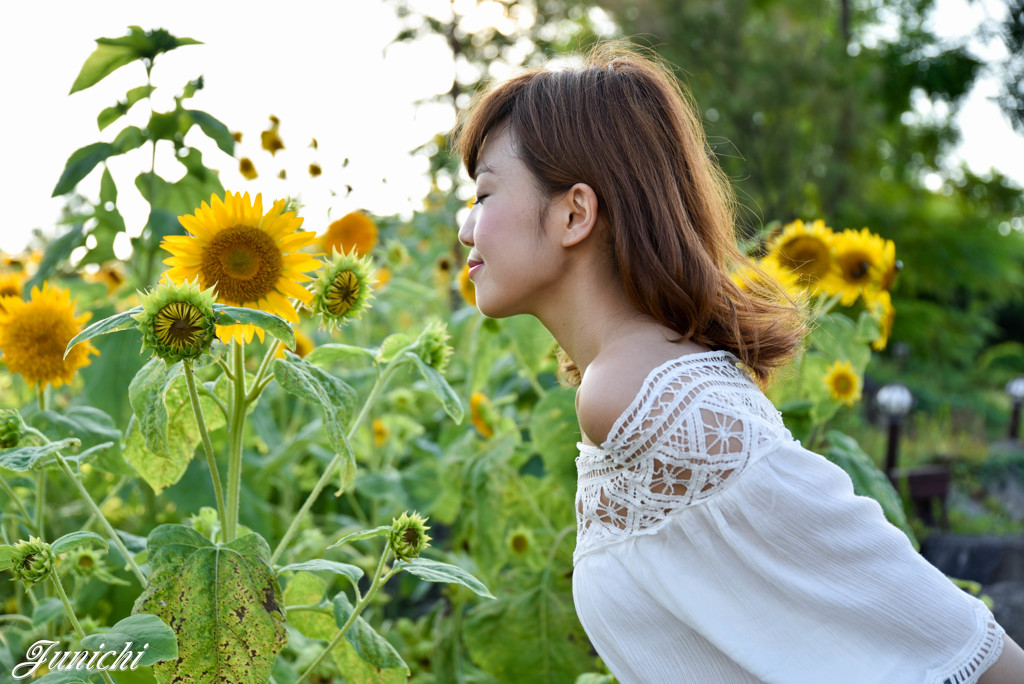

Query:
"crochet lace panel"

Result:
[[574, 351, 790, 561], [927, 602, 1005, 684]]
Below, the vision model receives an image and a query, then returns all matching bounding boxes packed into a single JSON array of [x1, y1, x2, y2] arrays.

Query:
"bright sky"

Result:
[[2, 0, 1022, 258]]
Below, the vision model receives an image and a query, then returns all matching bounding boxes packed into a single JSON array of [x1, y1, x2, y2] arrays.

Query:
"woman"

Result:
[[454, 43, 1023, 683]]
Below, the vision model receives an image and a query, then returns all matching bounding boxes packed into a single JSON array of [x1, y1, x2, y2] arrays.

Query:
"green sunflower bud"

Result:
[[389, 511, 431, 562], [415, 319, 452, 373], [11, 537, 55, 585], [377, 333, 412, 363], [311, 249, 375, 330], [0, 409, 25, 448], [133, 278, 218, 363]]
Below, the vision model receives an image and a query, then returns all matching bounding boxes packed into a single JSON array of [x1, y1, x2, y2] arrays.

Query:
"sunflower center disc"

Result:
[[201, 225, 283, 304], [780, 237, 830, 280]]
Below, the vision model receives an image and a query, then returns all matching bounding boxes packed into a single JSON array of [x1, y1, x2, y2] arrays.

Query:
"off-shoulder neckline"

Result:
[[576, 349, 740, 454]]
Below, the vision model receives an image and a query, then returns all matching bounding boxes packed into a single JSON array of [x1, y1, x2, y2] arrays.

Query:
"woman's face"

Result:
[[458, 129, 565, 318]]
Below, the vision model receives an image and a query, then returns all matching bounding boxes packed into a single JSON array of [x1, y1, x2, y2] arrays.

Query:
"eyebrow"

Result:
[[475, 161, 496, 177]]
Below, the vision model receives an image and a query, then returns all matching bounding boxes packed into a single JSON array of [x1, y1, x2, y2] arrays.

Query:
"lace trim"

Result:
[[574, 350, 790, 562], [927, 601, 1005, 684]]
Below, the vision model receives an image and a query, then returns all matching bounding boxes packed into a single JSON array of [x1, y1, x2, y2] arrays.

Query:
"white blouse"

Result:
[[573, 350, 1004, 684]]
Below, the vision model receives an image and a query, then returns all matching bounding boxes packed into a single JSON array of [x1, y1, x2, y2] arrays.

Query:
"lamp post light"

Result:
[[1007, 376, 1024, 442], [876, 383, 914, 476]]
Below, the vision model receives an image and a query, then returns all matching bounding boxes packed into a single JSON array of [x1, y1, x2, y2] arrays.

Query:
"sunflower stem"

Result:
[[184, 360, 229, 538], [0, 477, 35, 535], [82, 476, 129, 534], [271, 359, 400, 565], [34, 470, 45, 542], [225, 341, 247, 542], [50, 571, 118, 684], [53, 451, 147, 587], [293, 545, 395, 684], [247, 340, 282, 404]]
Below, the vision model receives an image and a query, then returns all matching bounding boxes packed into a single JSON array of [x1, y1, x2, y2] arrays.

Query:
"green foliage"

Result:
[[134, 525, 286, 683]]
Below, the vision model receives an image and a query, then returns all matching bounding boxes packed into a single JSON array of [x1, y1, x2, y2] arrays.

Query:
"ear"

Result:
[[559, 183, 599, 247]]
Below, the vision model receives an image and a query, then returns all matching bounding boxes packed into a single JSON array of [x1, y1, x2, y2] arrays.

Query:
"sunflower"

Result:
[[261, 115, 284, 155], [730, 258, 801, 303], [823, 360, 862, 406], [458, 263, 477, 307], [0, 283, 98, 389], [764, 219, 837, 292], [373, 267, 392, 291], [309, 163, 322, 178], [871, 291, 895, 352], [275, 327, 315, 359], [0, 270, 25, 303], [321, 211, 378, 257], [470, 391, 496, 438], [311, 250, 375, 330], [506, 526, 535, 557], [827, 228, 889, 305], [239, 157, 258, 180], [878, 238, 900, 292], [372, 418, 390, 447], [162, 192, 321, 344]]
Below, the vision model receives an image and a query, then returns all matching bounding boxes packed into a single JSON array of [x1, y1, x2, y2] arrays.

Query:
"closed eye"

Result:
[[471, 194, 488, 207]]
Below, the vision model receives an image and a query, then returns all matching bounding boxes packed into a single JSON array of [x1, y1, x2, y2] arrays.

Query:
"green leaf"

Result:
[[113, 125, 147, 154], [134, 525, 286, 683], [214, 305, 296, 348], [0, 439, 80, 472], [134, 148, 223, 218], [327, 526, 390, 550], [277, 559, 364, 588], [26, 224, 86, 292], [0, 544, 17, 571], [129, 358, 183, 457], [395, 557, 494, 599], [97, 84, 155, 131], [69, 42, 138, 94], [405, 351, 464, 423], [186, 110, 235, 155], [125, 360, 226, 493], [100, 166, 118, 203], [52, 143, 117, 196], [529, 387, 579, 493], [824, 430, 918, 549], [272, 354, 356, 490], [305, 343, 378, 366], [65, 307, 143, 359], [81, 614, 177, 667], [332, 591, 409, 674], [284, 572, 407, 684], [31, 406, 128, 475], [32, 598, 65, 627], [51, 531, 109, 556]]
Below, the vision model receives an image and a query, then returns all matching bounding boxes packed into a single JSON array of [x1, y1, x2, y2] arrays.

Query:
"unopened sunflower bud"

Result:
[[11, 537, 55, 585], [415, 320, 452, 373], [389, 511, 431, 562], [311, 250, 374, 330], [133, 279, 218, 363], [0, 409, 25, 448]]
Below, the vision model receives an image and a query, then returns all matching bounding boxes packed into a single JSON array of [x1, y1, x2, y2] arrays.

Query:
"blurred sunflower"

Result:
[[730, 258, 801, 302], [458, 263, 477, 307], [274, 327, 315, 359], [0, 283, 98, 389], [322, 211, 378, 257], [0, 270, 24, 301], [309, 163, 322, 178], [506, 526, 535, 557], [261, 115, 284, 155], [871, 291, 895, 352], [162, 192, 321, 344], [372, 418, 390, 447], [239, 157, 258, 180], [764, 219, 836, 292], [830, 228, 888, 305], [823, 360, 862, 406], [470, 391, 496, 438], [878, 237, 900, 292]]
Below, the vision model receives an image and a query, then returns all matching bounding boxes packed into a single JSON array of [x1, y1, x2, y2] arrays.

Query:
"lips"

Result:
[[467, 256, 483, 278]]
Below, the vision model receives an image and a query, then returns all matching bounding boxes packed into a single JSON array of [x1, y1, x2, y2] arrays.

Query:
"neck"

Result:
[[531, 258, 646, 379]]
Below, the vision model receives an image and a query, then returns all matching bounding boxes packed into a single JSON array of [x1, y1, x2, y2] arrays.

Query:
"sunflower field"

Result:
[[2, 9, 1024, 684]]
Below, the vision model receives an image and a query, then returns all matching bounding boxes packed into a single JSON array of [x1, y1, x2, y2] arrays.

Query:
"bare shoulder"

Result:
[[577, 337, 708, 446]]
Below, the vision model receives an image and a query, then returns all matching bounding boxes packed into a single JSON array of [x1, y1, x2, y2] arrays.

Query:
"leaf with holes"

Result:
[[133, 525, 286, 683]]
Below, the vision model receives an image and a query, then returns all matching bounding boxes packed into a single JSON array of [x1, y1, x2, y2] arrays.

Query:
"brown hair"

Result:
[[454, 42, 805, 385]]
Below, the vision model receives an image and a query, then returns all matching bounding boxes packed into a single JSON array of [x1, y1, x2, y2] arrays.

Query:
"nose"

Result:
[[458, 211, 475, 247]]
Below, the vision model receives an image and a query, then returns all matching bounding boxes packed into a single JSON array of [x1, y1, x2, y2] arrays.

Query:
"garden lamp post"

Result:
[[877, 383, 914, 476], [1007, 376, 1024, 442]]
